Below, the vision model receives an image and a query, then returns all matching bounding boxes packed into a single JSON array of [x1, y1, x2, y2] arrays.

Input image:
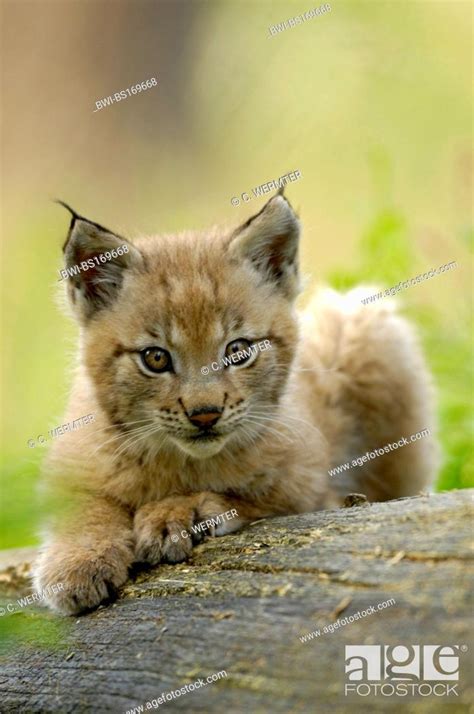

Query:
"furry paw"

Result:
[[133, 496, 200, 565], [133, 493, 240, 566], [33, 541, 134, 615]]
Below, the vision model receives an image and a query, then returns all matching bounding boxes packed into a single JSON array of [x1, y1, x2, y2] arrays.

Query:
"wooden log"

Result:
[[0, 490, 473, 713]]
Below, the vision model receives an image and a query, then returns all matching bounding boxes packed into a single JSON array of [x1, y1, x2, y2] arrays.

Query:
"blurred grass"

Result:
[[0, 610, 69, 656], [329, 203, 473, 492]]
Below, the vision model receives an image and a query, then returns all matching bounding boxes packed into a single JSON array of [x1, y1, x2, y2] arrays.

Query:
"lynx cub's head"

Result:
[[60, 194, 301, 459]]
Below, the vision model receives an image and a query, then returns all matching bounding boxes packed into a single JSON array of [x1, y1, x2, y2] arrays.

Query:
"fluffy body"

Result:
[[33, 195, 438, 614]]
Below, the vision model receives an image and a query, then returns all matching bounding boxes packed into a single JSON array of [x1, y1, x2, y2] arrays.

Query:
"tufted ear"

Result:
[[227, 192, 301, 300], [58, 202, 144, 321]]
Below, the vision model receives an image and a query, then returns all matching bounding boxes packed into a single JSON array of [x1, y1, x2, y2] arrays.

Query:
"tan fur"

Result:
[[33, 195, 438, 614]]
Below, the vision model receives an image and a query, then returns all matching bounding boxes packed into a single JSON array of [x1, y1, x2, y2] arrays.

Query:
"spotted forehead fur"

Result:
[[111, 227, 283, 350]]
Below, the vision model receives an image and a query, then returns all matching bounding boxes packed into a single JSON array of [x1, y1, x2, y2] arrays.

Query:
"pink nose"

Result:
[[188, 409, 222, 429]]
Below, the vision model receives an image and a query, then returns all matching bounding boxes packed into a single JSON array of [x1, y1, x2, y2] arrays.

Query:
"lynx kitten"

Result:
[[34, 193, 437, 614]]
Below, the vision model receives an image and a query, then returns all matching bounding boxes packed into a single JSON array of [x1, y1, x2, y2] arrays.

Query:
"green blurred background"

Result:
[[1, 0, 472, 549]]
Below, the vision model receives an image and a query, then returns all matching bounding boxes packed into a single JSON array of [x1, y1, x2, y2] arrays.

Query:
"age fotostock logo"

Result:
[[344, 645, 466, 697]]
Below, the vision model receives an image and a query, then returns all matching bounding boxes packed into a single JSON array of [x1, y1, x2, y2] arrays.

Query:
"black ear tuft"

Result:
[[55, 200, 82, 247], [55, 200, 80, 219], [55, 201, 122, 253]]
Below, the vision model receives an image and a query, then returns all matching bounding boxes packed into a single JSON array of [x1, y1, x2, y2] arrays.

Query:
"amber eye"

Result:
[[140, 347, 172, 373], [224, 338, 253, 367]]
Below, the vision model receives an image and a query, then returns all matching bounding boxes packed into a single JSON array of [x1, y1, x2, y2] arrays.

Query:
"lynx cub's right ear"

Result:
[[228, 193, 301, 300], [58, 202, 144, 322]]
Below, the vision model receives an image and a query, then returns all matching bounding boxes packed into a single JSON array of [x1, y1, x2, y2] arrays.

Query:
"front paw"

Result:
[[33, 541, 133, 615], [134, 496, 198, 565]]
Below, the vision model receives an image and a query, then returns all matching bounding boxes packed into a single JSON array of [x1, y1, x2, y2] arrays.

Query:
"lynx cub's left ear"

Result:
[[228, 193, 300, 300]]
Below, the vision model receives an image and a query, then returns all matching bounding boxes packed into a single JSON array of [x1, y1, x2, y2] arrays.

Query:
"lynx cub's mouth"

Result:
[[173, 430, 229, 458], [188, 431, 221, 442]]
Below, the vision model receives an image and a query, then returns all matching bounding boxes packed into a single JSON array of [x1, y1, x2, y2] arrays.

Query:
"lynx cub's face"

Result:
[[60, 194, 301, 459]]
